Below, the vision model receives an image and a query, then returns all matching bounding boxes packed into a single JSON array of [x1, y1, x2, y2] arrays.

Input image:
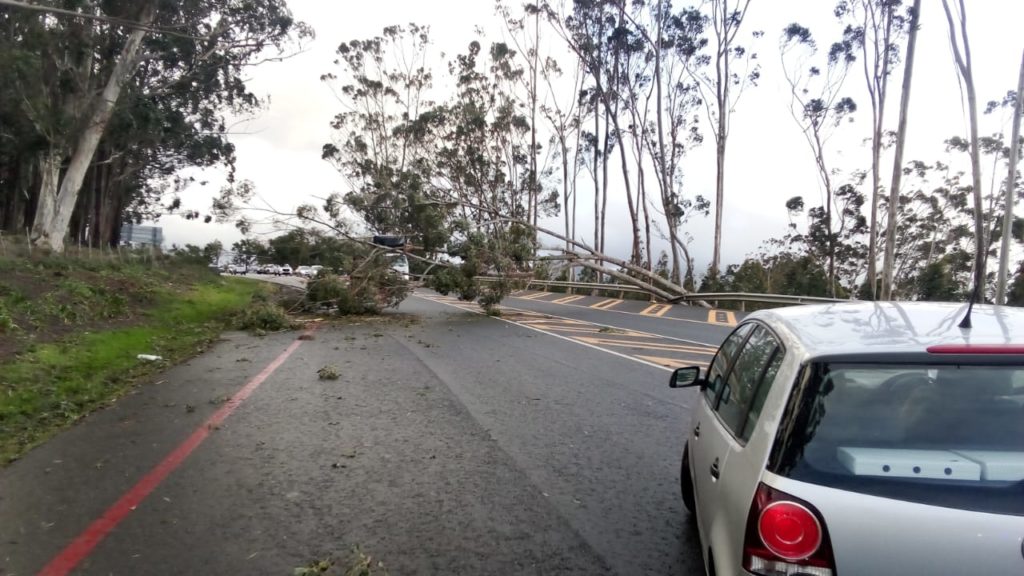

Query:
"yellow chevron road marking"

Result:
[[551, 295, 586, 304], [574, 336, 716, 355], [707, 309, 737, 326], [640, 303, 673, 317], [635, 355, 709, 369], [591, 299, 622, 310]]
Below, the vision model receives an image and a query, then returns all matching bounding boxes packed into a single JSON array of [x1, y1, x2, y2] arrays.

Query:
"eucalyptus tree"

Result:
[[833, 0, 908, 299], [686, 0, 760, 280], [882, 0, 921, 300], [320, 23, 445, 251], [0, 0, 308, 252], [549, 0, 647, 267], [631, 0, 708, 284], [940, 0, 986, 297], [996, 51, 1024, 304], [780, 23, 857, 297]]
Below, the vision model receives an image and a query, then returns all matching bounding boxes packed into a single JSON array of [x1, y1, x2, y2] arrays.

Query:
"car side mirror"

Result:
[[669, 366, 704, 389]]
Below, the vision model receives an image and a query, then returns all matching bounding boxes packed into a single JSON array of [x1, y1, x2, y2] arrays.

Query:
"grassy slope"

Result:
[[0, 258, 266, 464]]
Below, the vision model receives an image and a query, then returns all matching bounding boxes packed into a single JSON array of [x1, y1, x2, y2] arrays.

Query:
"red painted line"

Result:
[[38, 329, 316, 576]]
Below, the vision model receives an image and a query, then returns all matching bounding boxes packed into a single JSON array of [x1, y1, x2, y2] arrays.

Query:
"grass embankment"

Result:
[[0, 255, 269, 464]]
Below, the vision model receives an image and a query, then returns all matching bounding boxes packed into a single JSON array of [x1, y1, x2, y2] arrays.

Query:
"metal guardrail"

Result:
[[490, 278, 846, 310], [522, 279, 648, 294], [669, 292, 846, 310]]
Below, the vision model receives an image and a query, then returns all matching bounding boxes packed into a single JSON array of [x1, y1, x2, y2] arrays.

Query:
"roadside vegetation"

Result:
[[302, 253, 411, 316], [0, 250, 272, 464]]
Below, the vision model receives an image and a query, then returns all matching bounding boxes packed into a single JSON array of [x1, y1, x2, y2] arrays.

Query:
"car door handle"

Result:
[[693, 423, 700, 438], [710, 458, 720, 480]]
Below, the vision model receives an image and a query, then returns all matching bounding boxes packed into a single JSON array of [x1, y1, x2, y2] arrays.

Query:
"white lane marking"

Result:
[[414, 294, 675, 373], [498, 304, 719, 348]]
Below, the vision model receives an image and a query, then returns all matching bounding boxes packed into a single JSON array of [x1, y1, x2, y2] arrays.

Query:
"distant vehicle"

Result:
[[264, 264, 280, 276], [310, 265, 324, 277], [279, 264, 292, 276], [669, 302, 1024, 576], [295, 266, 315, 278], [227, 264, 247, 275], [387, 254, 409, 281]]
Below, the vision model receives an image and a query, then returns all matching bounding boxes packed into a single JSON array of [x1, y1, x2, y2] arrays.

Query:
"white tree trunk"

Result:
[[996, 48, 1024, 304], [942, 0, 986, 297], [33, 3, 154, 252], [882, 0, 921, 300], [30, 151, 62, 244]]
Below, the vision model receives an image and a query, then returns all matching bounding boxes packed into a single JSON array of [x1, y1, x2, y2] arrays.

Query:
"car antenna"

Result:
[[958, 283, 981, 329]]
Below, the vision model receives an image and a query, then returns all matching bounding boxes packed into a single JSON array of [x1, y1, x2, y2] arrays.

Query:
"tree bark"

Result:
[[942, 0, 986, 298], [31, 150, 62, 247], [996, 48, 1024, 304], [711, 0, 729, 276], [882, 0, 921, 300], [864, 1, 895, 300], [32, 2, 155, 252]]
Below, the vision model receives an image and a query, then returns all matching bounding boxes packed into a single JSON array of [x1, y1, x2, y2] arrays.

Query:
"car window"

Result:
[[705, 323, 754, 405], [771, 362, 1024, 516], [739, 345, 784, 441], [716, 326, 781, 439]]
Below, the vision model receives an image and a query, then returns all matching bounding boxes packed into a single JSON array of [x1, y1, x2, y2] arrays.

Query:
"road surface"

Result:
[[0, 290, 735, 575]]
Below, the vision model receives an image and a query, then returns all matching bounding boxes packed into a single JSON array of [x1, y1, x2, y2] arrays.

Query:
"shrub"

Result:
[[236, 301, 294, 332]]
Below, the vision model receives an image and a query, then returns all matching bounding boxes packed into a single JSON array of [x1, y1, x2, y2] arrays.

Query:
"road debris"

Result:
[[318, 365, 341, 380]]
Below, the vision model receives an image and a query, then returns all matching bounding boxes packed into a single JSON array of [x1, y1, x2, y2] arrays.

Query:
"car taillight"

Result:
[[743, 483, 836, 576]]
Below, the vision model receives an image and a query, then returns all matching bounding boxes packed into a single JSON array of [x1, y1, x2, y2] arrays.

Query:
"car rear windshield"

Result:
[[769, 362, 1024, 515]]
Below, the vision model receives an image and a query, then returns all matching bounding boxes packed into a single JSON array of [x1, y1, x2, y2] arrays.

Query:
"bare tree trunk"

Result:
[[600, 106, 610, 257], [593, 97, 600, 260], [942, 0, 986, 297], [609, 110, 641, 265], [882, 0, 921, 300], [708, 0, 752, 277], [529, 6, 540, 237], [865, 1, 895, 300], [711, 0, 729, 276], [653, 0, 679, 282], [31, 150, 62, 246], [32, 2, 154, 252], [561, 132, 572, 263], [997, 48, 1024, 304]]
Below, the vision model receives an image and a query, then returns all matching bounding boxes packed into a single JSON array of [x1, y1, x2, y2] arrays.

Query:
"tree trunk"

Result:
[[713, 135, 726, 277], [529, 6, 540, 239], [865, 2, 895, 300], [996, 48, 1024, 304], [942, 0, 986, 298], [561, 132, 571, 264], [593, 97, 601, 257], [31, 150, 62, 247], [600, 105, 610, 257], [882, 0, 921, 300], [32, 2, 154, 252], [712, 0, 729, 275]]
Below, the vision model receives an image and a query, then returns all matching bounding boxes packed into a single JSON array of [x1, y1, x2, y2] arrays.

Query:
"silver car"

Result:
[[671, 302, 1024, 576]]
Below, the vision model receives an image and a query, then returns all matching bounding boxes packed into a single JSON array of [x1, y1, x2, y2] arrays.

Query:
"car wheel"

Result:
[[681, 444, 696, 516]]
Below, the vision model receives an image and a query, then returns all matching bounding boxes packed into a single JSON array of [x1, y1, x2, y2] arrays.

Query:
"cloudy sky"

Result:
[[157, 0, 1024, 272]]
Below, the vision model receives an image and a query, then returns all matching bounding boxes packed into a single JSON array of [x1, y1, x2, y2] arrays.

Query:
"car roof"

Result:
[[747, 302, 1024, 357]]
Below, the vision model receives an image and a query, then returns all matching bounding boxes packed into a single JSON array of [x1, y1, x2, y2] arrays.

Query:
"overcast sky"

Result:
[[156, 0, 1024, 272]]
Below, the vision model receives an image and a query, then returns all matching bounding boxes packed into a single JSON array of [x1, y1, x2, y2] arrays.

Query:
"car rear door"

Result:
[[690, 323, 753, 554], [706, 325, 787, 574]]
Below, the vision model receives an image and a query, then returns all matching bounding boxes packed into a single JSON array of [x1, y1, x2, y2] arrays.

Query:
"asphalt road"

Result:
[[0, 290, 734, 575]]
